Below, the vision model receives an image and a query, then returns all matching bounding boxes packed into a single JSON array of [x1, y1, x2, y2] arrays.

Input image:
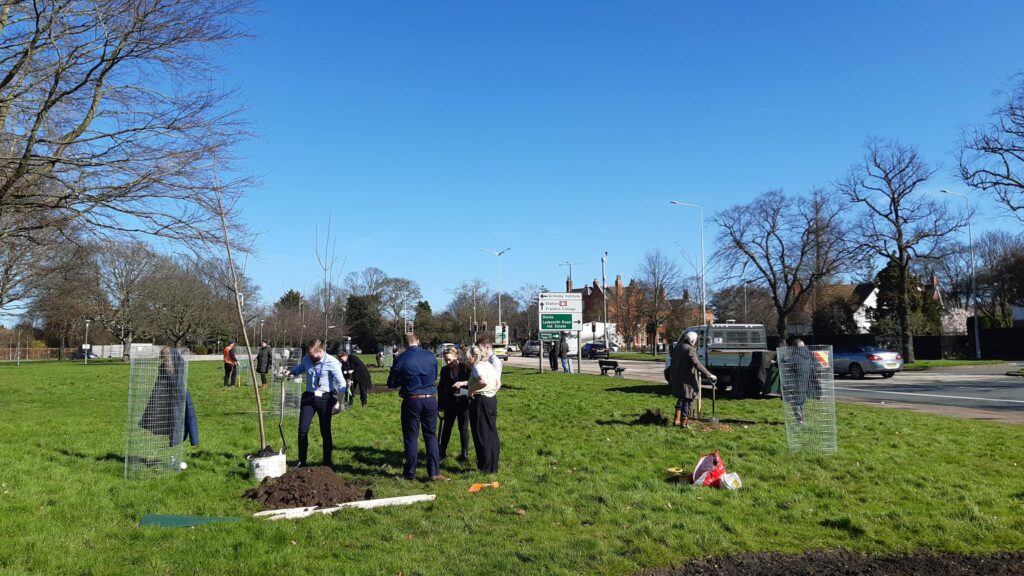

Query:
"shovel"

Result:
[[467, 481, 500, 493]]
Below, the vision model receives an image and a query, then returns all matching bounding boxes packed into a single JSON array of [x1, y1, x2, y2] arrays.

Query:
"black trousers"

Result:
[[352, 378, 370, 406], [438, 397, 470, 460], [549, 353, 558, 371], [401, 397, 440, 479], [298, 392, 335, 466], [223, 363, 237, 387], [258, 370, 268, 386], [469, 395, 499, 473]]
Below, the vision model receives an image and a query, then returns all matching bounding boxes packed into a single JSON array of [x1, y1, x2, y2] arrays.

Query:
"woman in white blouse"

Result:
[[460, 344, 500, 473]]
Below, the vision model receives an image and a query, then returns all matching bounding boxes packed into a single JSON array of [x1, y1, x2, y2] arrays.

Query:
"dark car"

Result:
[[834, 345, 903, 379], [71, 350, 98, 360], [581, 342, 609, 359]]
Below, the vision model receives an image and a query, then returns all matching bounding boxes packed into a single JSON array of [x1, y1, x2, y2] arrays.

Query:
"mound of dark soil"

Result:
[[642, 550, 1024, 576], [637, 409, 669, 425], [244, 466, 371, 510]]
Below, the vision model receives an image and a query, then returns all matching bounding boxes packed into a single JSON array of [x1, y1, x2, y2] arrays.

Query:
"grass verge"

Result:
[[0, 360, 1022, 575], [901, 359, 1006, 371], [611, 352, 665, 362]]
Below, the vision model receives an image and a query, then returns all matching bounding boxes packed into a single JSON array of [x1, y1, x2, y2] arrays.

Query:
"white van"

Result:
[[665, 323, 769, 383]]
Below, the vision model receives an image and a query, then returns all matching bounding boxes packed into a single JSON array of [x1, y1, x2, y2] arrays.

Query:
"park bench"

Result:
[[598, 359, 626, 377]]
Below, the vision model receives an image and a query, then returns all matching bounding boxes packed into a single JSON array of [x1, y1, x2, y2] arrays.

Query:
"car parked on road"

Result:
[[581, 342, 609, 359], [521, 340, 541, 357], [71, 350, 98, 360], [435, 343, 457, 356], [833, 345, 903, 379]]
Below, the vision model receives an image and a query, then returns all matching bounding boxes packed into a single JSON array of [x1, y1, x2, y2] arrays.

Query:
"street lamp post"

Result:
[[601, 251, 609, 346], [939, 189, 981, 359], [559, 261, 583, 290], [670, 201, 706, 329], [481, 248, 511, 340], [84, 319, 91, 364], [259, 319, 264, 343], [743, 280, 754, 321]]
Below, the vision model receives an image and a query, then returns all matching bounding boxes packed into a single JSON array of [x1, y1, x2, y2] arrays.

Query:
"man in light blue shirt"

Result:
[[285, 340, 347, 467]]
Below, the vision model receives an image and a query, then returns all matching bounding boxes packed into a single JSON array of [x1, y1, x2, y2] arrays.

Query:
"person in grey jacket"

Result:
[[558, 333, 571, 374], [255, 340, 273, 389], [668, 331, 717, 429]]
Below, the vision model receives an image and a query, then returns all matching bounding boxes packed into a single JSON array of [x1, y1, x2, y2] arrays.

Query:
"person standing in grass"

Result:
[[475, 334, 502, 389], [462, 344, 500, 474], [387, 333, 446, 481], [558, 333, 572, 374], [548, 340, 558, 371], [284, 339, 346, 468], [255, 340, 272, 389], [338, 349, 372, 407], [222, 340, 238, 387], [437, 346, 471, 463], [668, 331, 716, 429]]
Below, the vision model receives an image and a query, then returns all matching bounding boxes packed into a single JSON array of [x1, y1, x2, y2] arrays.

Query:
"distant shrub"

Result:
[[194, 345, 209, 355]]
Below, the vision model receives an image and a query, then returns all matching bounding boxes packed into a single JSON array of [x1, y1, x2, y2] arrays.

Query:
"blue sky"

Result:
[[223, 0, 1024, 310]]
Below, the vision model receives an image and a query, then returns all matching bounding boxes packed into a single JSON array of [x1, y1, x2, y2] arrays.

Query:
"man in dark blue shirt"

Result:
[[387, 333, 445, 481]]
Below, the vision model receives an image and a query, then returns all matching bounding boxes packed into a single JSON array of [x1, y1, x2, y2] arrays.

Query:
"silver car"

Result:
[[833, 345, 903, 379]]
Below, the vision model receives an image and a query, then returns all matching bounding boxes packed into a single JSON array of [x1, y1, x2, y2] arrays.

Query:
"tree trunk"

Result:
[[121, 333, 132, 362], [897, 267, 916, 363], [776, 314, 788, 344]]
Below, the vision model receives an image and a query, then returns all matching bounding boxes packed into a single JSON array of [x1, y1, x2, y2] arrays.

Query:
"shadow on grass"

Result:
[[329, 446, 408, 479], [55, 448, 123, 463]]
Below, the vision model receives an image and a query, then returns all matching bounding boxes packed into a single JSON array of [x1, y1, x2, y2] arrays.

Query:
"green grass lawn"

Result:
[[901, 359, 1007, 371], [1, 360, 1022, 575], [611, 352, 665, 362]]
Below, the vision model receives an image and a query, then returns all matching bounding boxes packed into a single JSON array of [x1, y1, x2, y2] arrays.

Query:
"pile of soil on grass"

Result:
[[244, 466, 372, 510], [637, 409, 669, 425], [641, 550, 1024, 576]]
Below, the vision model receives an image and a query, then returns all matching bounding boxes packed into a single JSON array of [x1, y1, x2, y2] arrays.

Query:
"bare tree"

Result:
[[25, 244, 103, 357], [0, 1, 255, 248], [95, 240, 156, 360], [312, 217, 346, 342], [512, 283, 543, 340], [713, 188, 852, 339], [635, 249, 681, 354], [838, 139, 966, 362], [959, 75, 1024, 224], [0, 225, 46, 313], [143, 255, 217, 347], [446, 279, 489, 341], [380, 276, 422, 337]]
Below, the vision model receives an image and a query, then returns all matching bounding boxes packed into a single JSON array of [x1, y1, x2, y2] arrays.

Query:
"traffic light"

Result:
[[482, 321, 488, 332], [473, 321, 479, 333]]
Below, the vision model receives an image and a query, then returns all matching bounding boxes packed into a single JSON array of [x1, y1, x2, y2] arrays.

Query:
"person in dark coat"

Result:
[[548, 340, 558, 371], [668, 331, 717, 429], [255, 340, 272, 389], [387, 333, 445, 481], [437, 346, 471, 462], [787, 339, 820, 424], [337, 349, 372, 407]]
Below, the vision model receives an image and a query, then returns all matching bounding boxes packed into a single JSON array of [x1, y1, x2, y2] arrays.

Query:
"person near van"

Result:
[[255, 340, 272, 389], [668, 331, 717, 429], [558, 333, 571, 374], [284, 339, 346, 468]]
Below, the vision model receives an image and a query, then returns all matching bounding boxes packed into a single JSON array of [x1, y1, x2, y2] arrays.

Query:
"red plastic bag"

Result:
[[692, 450, 726, 487]]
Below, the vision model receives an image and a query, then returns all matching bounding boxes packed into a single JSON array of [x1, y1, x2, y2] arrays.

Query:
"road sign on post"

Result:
[[405, 320, 414, 335], [539, 331, 561, 341], [495, 325, 509, 346], [538, 292, 583, 331]]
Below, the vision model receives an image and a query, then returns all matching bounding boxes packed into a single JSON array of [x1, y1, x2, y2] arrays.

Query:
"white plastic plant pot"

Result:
[[249, 452, 287, 482], [720, 472, 742, 490]]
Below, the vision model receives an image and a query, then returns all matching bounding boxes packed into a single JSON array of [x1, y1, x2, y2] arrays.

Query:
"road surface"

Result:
[[506, 355, 1024, 425]]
